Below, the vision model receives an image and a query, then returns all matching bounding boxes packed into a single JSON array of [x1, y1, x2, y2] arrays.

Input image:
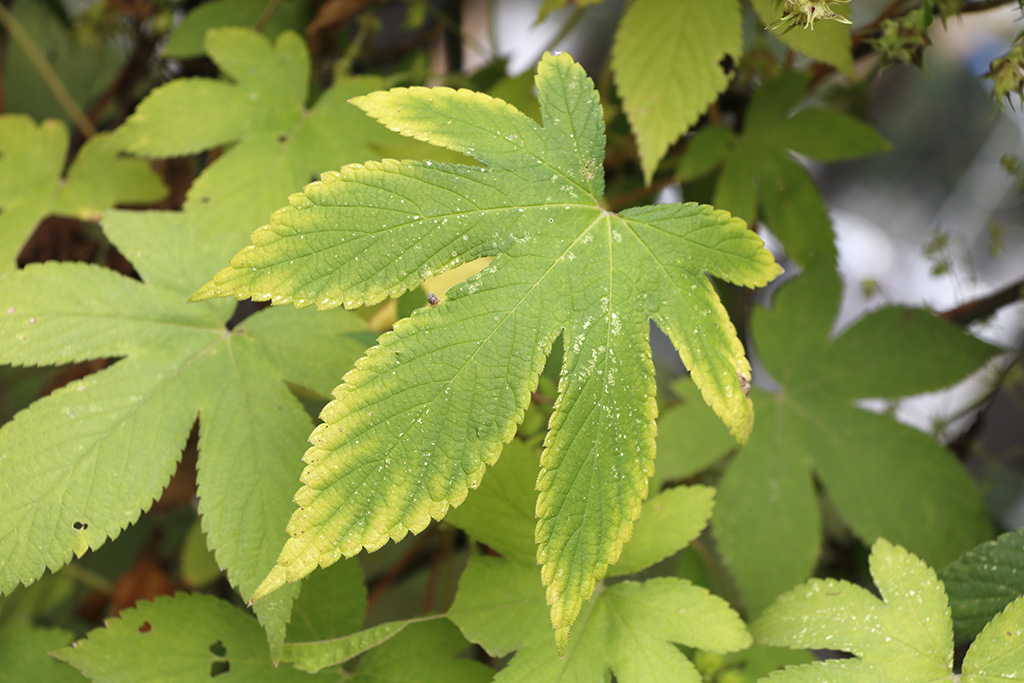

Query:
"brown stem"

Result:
[[940, 278, 1024, 325]]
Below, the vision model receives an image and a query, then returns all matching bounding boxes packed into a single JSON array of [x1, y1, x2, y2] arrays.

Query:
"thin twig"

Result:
[[254, 0, 282, 32], [940, 277, 1024, 325], [0, 4, 96, 138]]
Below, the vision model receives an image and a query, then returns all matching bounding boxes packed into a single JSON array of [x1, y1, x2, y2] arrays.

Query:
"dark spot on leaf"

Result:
[[719, 55, 735, 75], [210, 660, 230, 677], [208, 640, 226, 656], [200, 196, 211, 204], [73, 521, 88, 531], [277, 134, 288, 143], [138, 621, 151, 633]]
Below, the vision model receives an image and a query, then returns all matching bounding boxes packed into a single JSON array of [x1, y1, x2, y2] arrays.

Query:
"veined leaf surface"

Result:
[[196, 51, 781, 649], [0, 211, 369, 656]]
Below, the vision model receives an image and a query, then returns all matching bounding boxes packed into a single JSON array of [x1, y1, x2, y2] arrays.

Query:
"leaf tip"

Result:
[[187, 282, 216, 303], [251, 566, 287, 604]]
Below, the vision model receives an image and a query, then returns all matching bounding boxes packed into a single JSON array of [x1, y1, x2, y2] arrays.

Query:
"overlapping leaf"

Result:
[[0, 210, 369, 655], [0, 115, 166, 271], [0, 627, 83, 682], [162, 0, 311, 58], [195, 51, 781, 649], [446, 436, 718, 577], [449, 556, 750, 681], [611, 0, 742, 183], [54, 594, 333, 682], [113, 27, 412, 251], [708, 264, 998, 614], [940, 529, 1024, 642], [753, 538, 1024, 681], [678, 71, 888, 264]]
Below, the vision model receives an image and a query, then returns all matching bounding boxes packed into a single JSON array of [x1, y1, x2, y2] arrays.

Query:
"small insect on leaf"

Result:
[[427, 292, 440, 306]]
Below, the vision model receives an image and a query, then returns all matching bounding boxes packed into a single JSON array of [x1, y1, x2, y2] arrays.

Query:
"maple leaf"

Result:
[[0, 211, 369, 655], [0, 115, 166, 271], [194, 51, 781, 649], [700, 264, 997, 613], [753, 538, 1024, 682]]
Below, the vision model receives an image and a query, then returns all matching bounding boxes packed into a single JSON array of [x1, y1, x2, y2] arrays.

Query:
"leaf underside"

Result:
[[196, 51, 780, 649]]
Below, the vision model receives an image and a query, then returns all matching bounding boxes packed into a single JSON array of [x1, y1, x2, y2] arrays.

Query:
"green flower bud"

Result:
[[869, 14, 932, 69], [985, 43, 1024, 109]]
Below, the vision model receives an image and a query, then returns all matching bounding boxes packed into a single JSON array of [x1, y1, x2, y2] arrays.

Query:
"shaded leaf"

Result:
[[286, 559, 366, 643], [609, 484, 716, 577], [653, 378, 739, 487], [282, 616, 446, 673], [449, 556, 750, 681], [712, 265, 996, 614], [162, 0, 312, 58], [445, 439, 540, 566], [0, 116, 166, 271], [0, 627, 84, 682], [940, 529, 1024, 642], [677, 72, 888, 265], [349, 620, 492, 683]]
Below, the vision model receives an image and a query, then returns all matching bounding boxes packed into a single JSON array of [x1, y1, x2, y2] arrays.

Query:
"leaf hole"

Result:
[[138, 621, 151, 633], [73, 521, 88, 531], [209, 640, 229, 677]]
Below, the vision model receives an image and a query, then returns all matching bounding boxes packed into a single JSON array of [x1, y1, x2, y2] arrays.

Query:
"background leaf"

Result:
[[0, 116, 165, 271], [449, 556, 750, 682], [611, 0, 741, 183], [940, 529, 1024, 642], [54, 594, 332, 682], [0, 210, 369, 657], [712, 265, 996, 613]]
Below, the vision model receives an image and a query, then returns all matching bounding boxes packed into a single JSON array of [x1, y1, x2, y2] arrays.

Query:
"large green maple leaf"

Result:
[[195, 51, 781, 649], [0, 211, 368, 654]]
